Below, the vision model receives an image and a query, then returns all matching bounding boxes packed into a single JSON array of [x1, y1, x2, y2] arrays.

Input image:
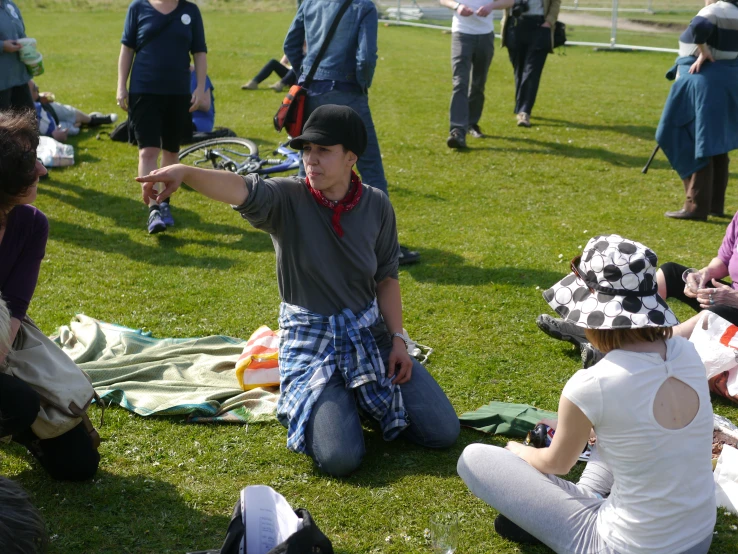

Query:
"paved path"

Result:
[[559, 12, 676, 33]]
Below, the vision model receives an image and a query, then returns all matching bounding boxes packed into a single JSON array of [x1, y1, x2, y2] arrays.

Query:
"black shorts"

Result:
[[128, 93, 192, 152]]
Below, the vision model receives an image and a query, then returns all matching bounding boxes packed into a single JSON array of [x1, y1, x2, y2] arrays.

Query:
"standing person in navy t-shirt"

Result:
[[189, 66, 214, 133], [117, 0, 208, 234]]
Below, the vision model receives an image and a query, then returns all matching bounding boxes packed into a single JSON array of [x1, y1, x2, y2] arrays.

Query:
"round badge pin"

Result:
[[181, 13, 191, 25]]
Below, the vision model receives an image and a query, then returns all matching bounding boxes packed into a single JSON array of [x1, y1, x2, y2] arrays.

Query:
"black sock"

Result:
[[149, 204, 160, 213]]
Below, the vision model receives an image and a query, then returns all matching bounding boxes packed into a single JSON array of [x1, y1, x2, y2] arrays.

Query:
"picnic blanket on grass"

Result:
[[52, 315, 278, 423]]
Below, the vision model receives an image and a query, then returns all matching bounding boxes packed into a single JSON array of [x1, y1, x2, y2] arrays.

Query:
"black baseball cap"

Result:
[[289, 105, 368, 158]]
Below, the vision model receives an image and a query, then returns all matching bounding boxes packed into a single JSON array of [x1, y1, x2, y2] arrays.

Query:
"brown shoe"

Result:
[[664, 209, 707, 221], [241, 80, 258, 90], [516, 112, 531, 128]]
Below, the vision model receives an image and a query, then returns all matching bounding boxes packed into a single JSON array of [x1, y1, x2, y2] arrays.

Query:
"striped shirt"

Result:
[[679, 1, 738, 59], [276, 299, 409, 453]]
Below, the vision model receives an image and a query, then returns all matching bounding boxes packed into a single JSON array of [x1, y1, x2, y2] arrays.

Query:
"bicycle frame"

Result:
[[257, 143, 301, 176], [187, 142, 299, 176]]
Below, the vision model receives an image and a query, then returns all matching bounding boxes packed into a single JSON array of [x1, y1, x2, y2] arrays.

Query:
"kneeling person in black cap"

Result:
[[137, 105, 459, 476]]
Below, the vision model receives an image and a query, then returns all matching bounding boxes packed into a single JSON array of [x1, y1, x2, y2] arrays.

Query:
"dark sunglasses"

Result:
[[570, 255, 596, 293]]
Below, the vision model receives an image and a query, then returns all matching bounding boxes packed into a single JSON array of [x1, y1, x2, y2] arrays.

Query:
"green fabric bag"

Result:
[[459, 401, 557, 438]]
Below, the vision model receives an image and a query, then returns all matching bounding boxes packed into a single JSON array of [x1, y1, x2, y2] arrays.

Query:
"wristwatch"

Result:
[[392, 332, 409, 348], [454, 1, 461, 9]]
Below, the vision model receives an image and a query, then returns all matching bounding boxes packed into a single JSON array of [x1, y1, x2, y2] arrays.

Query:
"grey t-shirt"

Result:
[[0, 1, 29, 91], [234, 175, 401, 317]]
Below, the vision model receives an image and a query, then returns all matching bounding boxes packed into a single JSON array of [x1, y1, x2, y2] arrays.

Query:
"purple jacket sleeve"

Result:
[[2, 209, 48, 321], [717, 212, 738, 268]]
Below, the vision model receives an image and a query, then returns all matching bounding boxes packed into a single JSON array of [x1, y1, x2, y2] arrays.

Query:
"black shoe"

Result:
[[493, 514, 542, 545], [467, 124, 484, 139], [664, 209, 707, 221], [581, 342, 605, 368], [87, 113, 118, 127], [711, 210, 729, 218], [398, 245, 420, 265], [446, 130, 466, 149], [536, 314, 587, 347]]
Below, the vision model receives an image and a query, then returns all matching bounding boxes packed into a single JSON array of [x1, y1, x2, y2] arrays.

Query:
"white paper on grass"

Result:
[[689, 312, 738, 393], [242, 485, 303, 554], [715, 445, 738, 515]]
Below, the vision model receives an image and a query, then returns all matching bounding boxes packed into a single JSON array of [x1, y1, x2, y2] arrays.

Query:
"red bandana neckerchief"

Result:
[[305, 170, 363, 238]]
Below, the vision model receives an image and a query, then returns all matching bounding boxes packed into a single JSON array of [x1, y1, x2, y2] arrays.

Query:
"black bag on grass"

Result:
[[186, 126, 237, 144], [107, 119, 136, 144], [187, 498, 333, 554], [102, 121, 236, 146]]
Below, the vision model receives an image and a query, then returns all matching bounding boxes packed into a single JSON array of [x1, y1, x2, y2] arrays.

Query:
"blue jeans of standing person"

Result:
[[299, 88, 388, 195], [302, 340, 460, 476], [449, 31, 495, 137], [506, 16, 550, 115]]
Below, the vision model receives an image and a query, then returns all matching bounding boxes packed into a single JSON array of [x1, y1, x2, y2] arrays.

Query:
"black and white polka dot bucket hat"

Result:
[[542, 234, 679, 329]]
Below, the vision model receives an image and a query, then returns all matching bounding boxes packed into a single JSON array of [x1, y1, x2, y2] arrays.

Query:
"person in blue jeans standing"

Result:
[[284, 0, 420, 264], [136, 105, 459, 477]]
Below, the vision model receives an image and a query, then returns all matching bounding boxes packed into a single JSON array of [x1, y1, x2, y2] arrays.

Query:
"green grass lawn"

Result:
[[3, 2, 738, 553]]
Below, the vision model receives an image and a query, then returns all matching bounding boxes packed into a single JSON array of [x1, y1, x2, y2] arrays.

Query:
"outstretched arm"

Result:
[[136, 165, 248, 206]]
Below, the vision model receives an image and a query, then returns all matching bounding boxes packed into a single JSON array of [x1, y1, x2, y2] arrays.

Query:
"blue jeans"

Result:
[[300, 90, 388, 196], [303, 347, 459, 476]]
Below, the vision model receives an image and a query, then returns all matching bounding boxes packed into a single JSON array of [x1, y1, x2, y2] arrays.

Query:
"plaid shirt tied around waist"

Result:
[[277, 299, 409, 453]]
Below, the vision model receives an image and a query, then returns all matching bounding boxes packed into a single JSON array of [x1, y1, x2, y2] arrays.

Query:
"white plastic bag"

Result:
[[688, 311, 738, 381], [715, 444, 738, 515], [37, 136, 74, 168]]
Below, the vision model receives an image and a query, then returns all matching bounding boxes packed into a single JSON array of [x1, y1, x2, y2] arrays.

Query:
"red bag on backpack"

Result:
[[273, 85, 307, 137]]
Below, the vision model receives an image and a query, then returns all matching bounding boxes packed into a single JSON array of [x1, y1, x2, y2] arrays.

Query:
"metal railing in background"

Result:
[[378, 0, 687, 53]]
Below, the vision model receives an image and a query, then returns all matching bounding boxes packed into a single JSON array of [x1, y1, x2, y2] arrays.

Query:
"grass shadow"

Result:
[[332, 427, 484, 488], [481, 135, 672, 170], [403, 248, 565, 287], [390, 184, 448, 202], [48, 219, 241, 269], [534, 116, 658, 141], [6, 467, 230, 553]]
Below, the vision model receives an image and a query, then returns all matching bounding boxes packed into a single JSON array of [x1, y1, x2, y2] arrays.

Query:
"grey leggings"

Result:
[[457, 444, 713, 554]]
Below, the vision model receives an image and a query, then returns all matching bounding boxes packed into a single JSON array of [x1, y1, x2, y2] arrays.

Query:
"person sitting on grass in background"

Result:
[[241, 54, 296, 93], [538, 215, 738, 366], [29, 80, 117, 142], [189, 64, 214, 133], [458, 235, 715, 552], [136, 105, 460, 477]]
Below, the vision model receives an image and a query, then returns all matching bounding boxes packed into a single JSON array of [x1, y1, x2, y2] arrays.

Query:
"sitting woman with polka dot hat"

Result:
[[457, 235, 716, 552]]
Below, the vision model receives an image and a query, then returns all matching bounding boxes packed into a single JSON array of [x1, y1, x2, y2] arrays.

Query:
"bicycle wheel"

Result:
[[178, 138, 259, 174]]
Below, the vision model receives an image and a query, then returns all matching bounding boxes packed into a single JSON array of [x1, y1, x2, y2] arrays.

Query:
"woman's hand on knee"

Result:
[[388, 339, 413, 384]]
